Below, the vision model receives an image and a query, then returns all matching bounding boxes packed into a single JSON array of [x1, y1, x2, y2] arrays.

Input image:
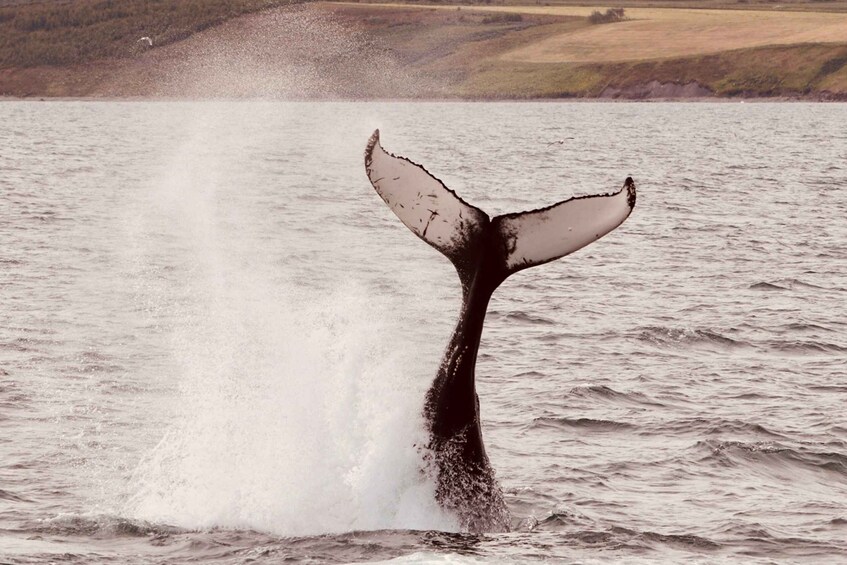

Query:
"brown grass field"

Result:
[[351, 2, 847, 97], [377, 0, 847, 11], [494, 7, 847, 62], [1, 1, 846, 99], [364, 3, 847, 62]]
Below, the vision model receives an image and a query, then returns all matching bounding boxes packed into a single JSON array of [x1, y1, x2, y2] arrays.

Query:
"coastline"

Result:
[[2, 2, 846, 101], [2, 90, 845, 102]]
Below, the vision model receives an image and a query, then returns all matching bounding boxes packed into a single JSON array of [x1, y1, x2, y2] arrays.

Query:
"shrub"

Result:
[[482, 13, 523, 24], [588, 8, 626, 25]]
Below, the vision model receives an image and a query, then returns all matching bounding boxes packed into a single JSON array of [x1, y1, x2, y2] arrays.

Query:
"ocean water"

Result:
[[1, 101, 846, 564]]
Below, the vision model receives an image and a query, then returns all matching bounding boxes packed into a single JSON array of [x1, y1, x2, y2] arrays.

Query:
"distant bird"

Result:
[[138, 36, 153, 47], [546, 137, 574, 146]]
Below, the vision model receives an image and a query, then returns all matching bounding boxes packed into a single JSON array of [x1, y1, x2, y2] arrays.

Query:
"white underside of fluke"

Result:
[[364, 129, 635, 275], [495, 181, 635, 272], [365, 130, 488, 262]]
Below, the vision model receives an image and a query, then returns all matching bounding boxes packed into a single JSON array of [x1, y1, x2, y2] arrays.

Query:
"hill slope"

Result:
[[1, 1, 845, 99]]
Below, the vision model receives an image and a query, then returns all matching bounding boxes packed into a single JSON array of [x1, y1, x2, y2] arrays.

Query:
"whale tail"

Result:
[[364, 129, 634, 532], [364, 129, 636, 286]]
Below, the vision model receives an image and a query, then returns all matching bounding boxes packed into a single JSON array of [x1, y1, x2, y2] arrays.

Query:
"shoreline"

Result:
[[2, 3, 846, 101], [2, 93, 845, 102]]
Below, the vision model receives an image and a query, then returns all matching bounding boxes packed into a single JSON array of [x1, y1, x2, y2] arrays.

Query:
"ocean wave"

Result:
[[751, 278, 843, 292], [635, 326, 744, 349], [0, 337, 52, 353], [749, 282, 788, 291], [487, 311, 555, 326], [777, 278, 832, 291], [655, 418, 785, 439], [634, 325, 845, 355], [566, 385, 665, 408], [536, 508, 594, 528], [531, 416, 635, 432], [0, 488, 32, 503], [0, 391, 31, 406], [726, 392, 768, 400], [531, 521, 719, 552], [713, 521, 845, 557], [23, 514, 184, 538], [779, 322, 836, 333], [14, 520, 490, 563], [807, 385, 847, 393], [761, 339, 847, 355], [696, 440, 847, 476], [614, 527, 720, 551]]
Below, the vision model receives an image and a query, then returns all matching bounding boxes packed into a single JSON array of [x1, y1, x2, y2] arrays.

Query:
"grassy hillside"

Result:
[[460, 43, 847, 97], [0, 0, 298, 68], [346, 3, 847, 97], [378, 4, 847, 97], [487, 6, 847, 63], [0, 1, 845, 98]]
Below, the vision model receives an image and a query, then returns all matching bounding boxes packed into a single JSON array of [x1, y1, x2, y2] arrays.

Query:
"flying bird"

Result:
[[138, 37, 153, 47]]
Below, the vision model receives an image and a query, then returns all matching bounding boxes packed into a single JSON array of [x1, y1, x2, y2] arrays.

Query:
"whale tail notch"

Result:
[[364, 129, 636, 285]]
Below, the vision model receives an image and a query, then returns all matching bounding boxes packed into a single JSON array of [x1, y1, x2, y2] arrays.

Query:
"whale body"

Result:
[[364, 130, 636, 532]]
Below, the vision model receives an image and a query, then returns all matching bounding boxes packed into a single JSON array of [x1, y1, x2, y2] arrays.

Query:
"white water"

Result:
[[106, 105, 455, 535]]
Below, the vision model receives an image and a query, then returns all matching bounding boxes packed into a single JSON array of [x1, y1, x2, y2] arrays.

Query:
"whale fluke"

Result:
[[493, 177, 636, 274], [365, 129, 490, 287], [363, 129, 636, 532], [365, 129, 635, 288]]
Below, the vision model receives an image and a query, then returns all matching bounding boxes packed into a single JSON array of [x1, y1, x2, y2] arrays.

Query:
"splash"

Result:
[[124, 280, 454, 535], [115, 105, 456, 535]]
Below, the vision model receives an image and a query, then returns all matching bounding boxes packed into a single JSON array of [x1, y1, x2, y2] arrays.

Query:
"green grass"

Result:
[[457, 42, 847, 97], [0, 0, 300, 68]]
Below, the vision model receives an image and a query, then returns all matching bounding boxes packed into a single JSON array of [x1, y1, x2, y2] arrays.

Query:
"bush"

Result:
[[588, 8, 626, 25], [481, 13, 523, 24]]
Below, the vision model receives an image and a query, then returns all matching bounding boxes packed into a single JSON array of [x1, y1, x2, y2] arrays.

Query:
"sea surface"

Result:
[[1, 101, 846, 564]]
